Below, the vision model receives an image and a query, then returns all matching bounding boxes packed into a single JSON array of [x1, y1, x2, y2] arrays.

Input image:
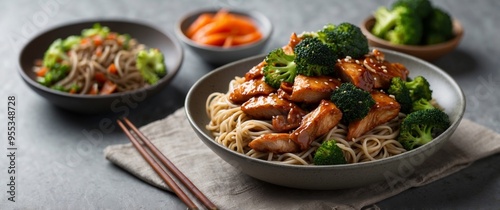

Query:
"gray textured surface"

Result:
[[0, 0, 499, 209]]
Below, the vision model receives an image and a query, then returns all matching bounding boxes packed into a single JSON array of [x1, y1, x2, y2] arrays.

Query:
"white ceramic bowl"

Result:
[[185, 49, 465, 190], [175, 8, 272, 66]]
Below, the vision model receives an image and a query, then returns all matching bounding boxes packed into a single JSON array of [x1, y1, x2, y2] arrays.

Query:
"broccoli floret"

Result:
[[82, 23, 110, 37], [372, 6, 423, 45], [42, 39, 68, 68], [136, 48, 167, 85], [405, 76, 432, 101], [411, 98, 435, 112], [398, 109, 450, 150], [294, 37, 337, 77], [313, 139, 347, 165], [387, 77, 413, 114], [262, 48, 297, 89], [422, 7, 453, 45], [391, 0, 433, 18], [317, 22, 369, 58], [37, 63, 70, 87], [330, 82, 375, 123]]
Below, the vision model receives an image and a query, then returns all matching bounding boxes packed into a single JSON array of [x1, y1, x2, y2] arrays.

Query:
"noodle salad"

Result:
[[33, 23, 167, 95], [205, 23, 450, 166]]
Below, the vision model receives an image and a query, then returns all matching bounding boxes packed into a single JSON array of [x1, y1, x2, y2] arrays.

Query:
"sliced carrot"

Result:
[[106, 32, 118, 40], [80, 38, 90, 45], [232, 31, 262, 46], [107, 63, 117, 74], [93, 36, 103, 46], [187, 8, 262, 47], [95, 46, 103, 57], [195, 32, 231, 46], [186, 14, 214, 38], [36, 67, 48, 77], [88, 83, 99, 95], [94, 72, 107, 83], [100, 80, 117, 95]]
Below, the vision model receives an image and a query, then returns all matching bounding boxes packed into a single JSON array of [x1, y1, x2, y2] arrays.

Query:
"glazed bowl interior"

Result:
[[18, 19, 183, 114]]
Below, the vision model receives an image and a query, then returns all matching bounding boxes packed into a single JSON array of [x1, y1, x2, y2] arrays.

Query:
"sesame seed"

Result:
[[383, 69, 388, 73], [390, 102, 394, 104]]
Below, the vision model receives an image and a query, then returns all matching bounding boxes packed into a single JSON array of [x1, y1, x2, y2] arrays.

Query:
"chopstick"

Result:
[[117, 118, 217, 210]]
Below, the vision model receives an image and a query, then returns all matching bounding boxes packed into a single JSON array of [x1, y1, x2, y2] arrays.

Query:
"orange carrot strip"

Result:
[[107, 63, 117, 74], [100, 80, 117, 95], [93, 36, 103, 46], [80, 38, 90, 45], [36, 67, 48, 77], [94, 72, 107, 83], [95, 46, 103, 57], [106, 32, 118, 40], [88, 83, 99, 95], [195, 32, 231, 46], [186, 14, 214, 38], [222, 35, 234, 48], [232, 31, 263, 46]]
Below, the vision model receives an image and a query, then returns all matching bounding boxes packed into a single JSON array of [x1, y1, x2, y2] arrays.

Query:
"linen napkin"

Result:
[[104, 108, 500, 210]]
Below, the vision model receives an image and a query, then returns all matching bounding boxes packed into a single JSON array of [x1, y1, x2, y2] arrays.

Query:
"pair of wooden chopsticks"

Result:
[[117, 118, 217, 210]]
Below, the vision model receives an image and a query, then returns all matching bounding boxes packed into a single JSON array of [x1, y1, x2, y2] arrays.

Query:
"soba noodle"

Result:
[[34, 24, 165, 95], [206, 76, 407, 165]]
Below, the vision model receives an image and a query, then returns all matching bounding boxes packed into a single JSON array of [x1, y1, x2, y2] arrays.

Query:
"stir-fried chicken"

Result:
[[282, 32, 302, 55], [278, 75, 341, 104], [347, 91, 401, 140], [241, 93, 298, 120], [363, 54, 409, 89], [272, 106, 308, 132], [290, 100, 343, 150], [229, 77, 275, 104], [335, 58, 374, 92], [248, 133, 300, 153], [244, 60, 266, 81]]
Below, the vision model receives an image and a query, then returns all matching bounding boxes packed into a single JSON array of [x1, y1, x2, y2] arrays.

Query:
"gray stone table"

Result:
[[1, 0, 499, 209]]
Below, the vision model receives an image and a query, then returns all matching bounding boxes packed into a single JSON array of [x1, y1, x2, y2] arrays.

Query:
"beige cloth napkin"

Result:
[[104, 108, 500, 210]]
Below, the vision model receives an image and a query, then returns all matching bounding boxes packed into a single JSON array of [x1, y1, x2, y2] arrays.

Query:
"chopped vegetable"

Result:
[[186, 9, 262, 47], [136, 48, 167, 84]]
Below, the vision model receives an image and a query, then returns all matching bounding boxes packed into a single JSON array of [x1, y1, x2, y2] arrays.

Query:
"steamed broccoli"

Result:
[[317, 22, 369, 58], [37, 63, 70, 86], [42, 39, 68, 68], [136, 48, 167, 85], [405, 76, 432, 101], [398, 108, 450, 150], [330, 82, 375, 123], [387, 77, 413, 114], [411, 98, 435, 112], [294, 37, 337, 77], [391, 0, 433, 18], [422, 7, 453, 45], [262, 48, 297, 89], [372, 6, 423, 45], [313, 139, 347, 165], [82, 23, 110, 37]]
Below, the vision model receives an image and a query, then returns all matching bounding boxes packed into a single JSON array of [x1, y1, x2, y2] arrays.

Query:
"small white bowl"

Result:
[[175, 8, 272, 66]]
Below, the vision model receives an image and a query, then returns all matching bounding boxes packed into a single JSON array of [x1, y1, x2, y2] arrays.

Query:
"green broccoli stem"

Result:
[[414, 125, 433, 146]]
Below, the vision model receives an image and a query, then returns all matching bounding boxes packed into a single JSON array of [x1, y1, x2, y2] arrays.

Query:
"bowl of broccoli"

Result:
[[360, 0, 463, 61]]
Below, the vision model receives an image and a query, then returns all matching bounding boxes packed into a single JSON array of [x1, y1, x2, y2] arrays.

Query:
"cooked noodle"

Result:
[[206, 77, 407, 165], [50, 38, 145, 94]]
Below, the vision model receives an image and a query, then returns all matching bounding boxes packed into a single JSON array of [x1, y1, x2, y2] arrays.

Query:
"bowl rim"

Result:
[[185, 48, 465, 170], [17, 18, 184, 99], [174, 8, 273, 52], [361, 16, 464, 52]]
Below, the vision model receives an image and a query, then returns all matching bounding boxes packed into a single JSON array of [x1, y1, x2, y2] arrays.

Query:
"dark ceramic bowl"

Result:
[[185, 49, 465, 190], [360, 16, 463, 61], [175, 8, 272, 66], [18, 19, 183, 114]]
